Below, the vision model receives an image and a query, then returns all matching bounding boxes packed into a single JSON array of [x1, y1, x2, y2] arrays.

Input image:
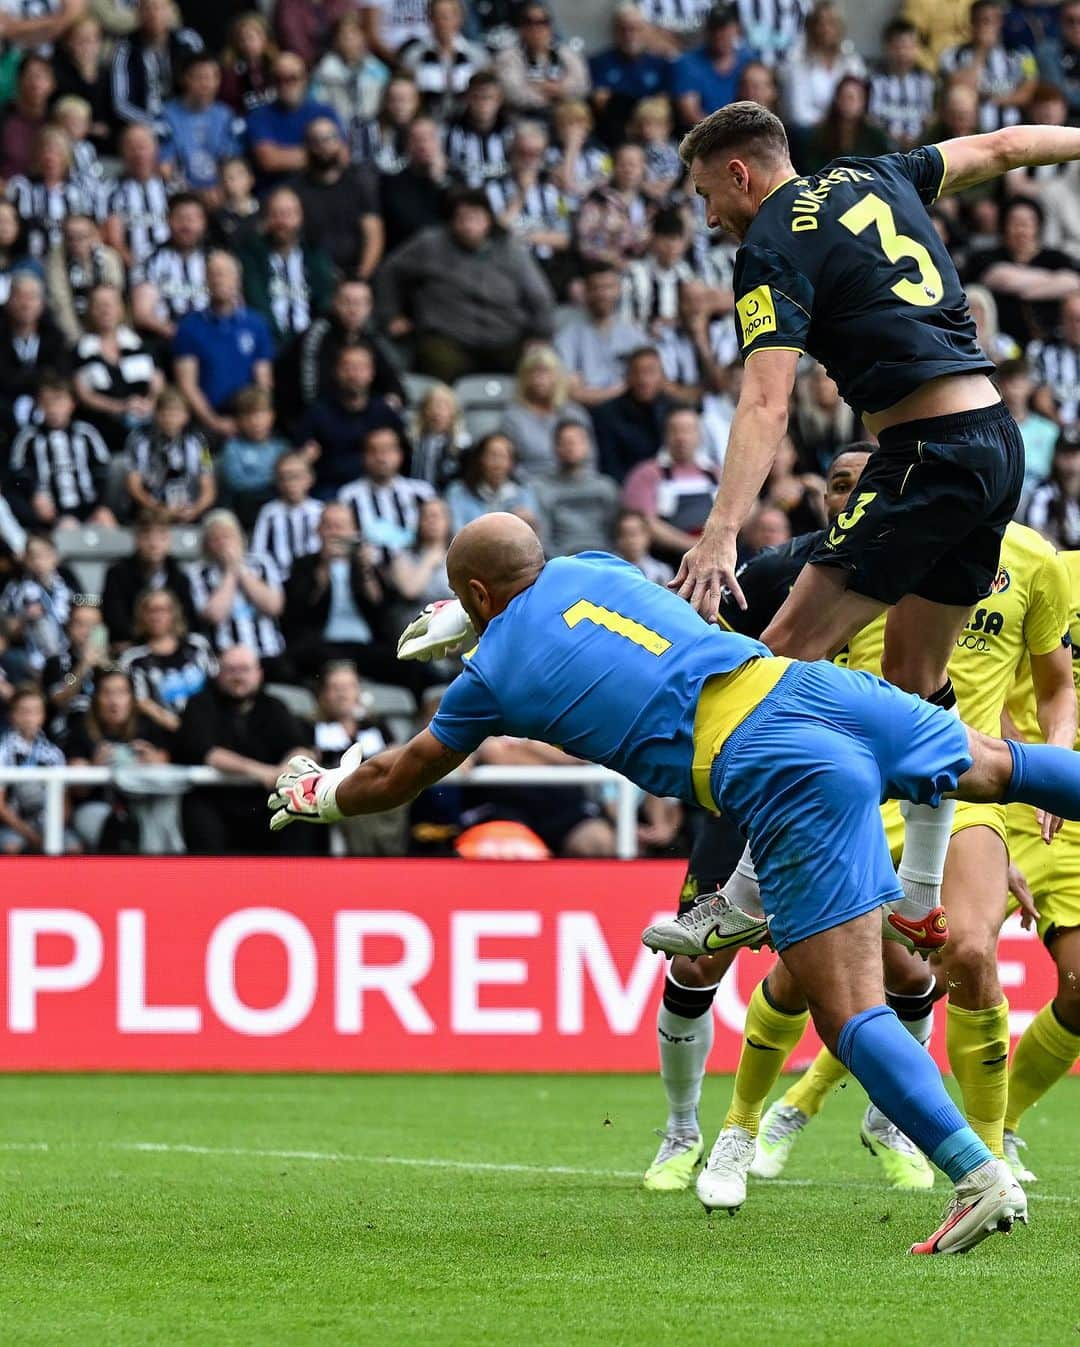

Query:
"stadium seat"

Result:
[[402, 372, 440, 408], [171, 527, 202, 561], [464, 408, 505, 441], [453, 374, 515, 411], [365, 680, 418, 743], [265, 682, 319, 722], [54, 526, 135, 599]]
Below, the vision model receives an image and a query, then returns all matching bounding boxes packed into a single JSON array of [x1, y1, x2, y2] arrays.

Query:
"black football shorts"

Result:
[[676, 812, 746, 915]]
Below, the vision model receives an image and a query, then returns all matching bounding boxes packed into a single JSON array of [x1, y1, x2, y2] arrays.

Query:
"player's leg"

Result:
[[759, 562, 887, 663]]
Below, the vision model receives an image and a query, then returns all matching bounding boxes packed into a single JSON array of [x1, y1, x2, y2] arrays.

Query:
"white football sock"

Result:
[[721, 847, 764, 917], [658, 999, 714, 1134], [897, 797, 957, 912]]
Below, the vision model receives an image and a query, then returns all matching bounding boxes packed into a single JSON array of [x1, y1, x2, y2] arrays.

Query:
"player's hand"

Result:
[[669, 529, 743, 618], [1008, 861, 1040, 931], [267, 744, 363, 831], [397, 598, 476, 662], [1036, 807, 1063, 845]]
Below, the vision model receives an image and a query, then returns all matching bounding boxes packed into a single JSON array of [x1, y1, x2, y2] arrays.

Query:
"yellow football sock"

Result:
[[1006, 1002, 1080, 1132], [782, 1046, 849, 1119], [724, 981, 810, 1136], [946, 999, 1010, 1158]]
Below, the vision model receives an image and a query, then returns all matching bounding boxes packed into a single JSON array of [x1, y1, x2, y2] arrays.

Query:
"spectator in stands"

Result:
[[763, 435, 828, 535], [160, 54, 240, 196], [377, 187, 555, 381], [654, 277, 732, 417], [129, 194, 210, 347], [0, 54, 55, 180], [628, 96, 681, 202], [0, 685, 68, 854], [209, 155, 260, 253], [1030, 292, 1080, 426], [378, 118, 451, 260], [0, 202, 37, 308], [10, 373, 114, 529], [53, 95, 105, 195], [125, 386, 216, 523], [901, 0, 970, 66], [494, 3, 589, 115], [0, 271, 70, 429], [251, 452, 323, 578], [498, 344, 591, 477], [74, 282, 161, 450], [173, 250, 274, 439], [780, 1, 865, 135], [444, 432, 538, 533], [444, 70, 512, 186], [613, 505, 673, 583], [46, 214, 125, 348], [275, 0, 352, 70], [298, 277, 404, 407], [290, 118, 383, 279], [940, 0, 1037, 132], [401, 0, 488, 119], [245, 51, 339, 191], [535, 419, 618, 556], [351, 71, 420, 173], [967, 196, 1080, 347], [175, 643, 308, 855], [361, 0, 434, 63], [673, 3, 758, 130], [547, 98, 611, 202], [1025, 426, 1080, 548], [967, 283, 1021, 364], [998, 357, 1060, 504], [338, 424, 434, 554], [311, 12, 389, 126], [53, 18, 112, 147], [620, 405, 720, 563], [239, 186, 336, 349], [869, 17, 936, 149], [220, 385, 290, 524], [42, 601, 106, 741], [590, 4, 672, 147], [120, 587, 217, 738], [388, 495, 452, 610], [110, 0, 203, 131], [575, 142, 652, 271], [556, 262, 648, 408], [0, 0, 83, 58], [0, 534, 79, 673], [804, 75, 894, 173], [410, 382, 470, 487], [738, 502, 793, 560], [791, 362, 859, 473], [486, 121, 573, 296], [102, 124, 172, 268], [101, 511, 196, 647], [1006, 86, 1080, 259], [621, 208, 697, 336], [7, 126, 99, 261], [189, 509, 287, 674], [219, 12, 278, 118], [297, 343, 405, 495], [590, 345, 675, 481], [1037, 0, 1080, 122]]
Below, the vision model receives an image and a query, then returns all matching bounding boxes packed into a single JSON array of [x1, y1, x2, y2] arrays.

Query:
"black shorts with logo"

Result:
[[676, 812, 746, 915], [808, 401, 1025, 608]]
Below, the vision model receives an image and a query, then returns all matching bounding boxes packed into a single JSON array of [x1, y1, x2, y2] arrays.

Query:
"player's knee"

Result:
[[671, 952, 732, 988], [1052, 933, 1080, 1029], [879, 646, 943, 698], [937, 927, 1000, 993]]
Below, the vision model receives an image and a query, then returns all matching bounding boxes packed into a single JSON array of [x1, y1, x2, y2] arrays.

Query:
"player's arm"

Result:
[[937, 125, 1080, 196], [336, 731, 467, 815], [671, 348, 798, 616]]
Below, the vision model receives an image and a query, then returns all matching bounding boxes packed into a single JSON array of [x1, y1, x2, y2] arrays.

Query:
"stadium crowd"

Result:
[[0, 0, 1078, 856]]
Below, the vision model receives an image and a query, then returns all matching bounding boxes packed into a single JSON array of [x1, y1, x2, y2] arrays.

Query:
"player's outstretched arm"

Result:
[[670, 348, 797, 618], [937, 125, 1080, 196]]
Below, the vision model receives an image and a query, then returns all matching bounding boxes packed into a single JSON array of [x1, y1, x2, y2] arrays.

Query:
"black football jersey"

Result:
[[732, 146, 994, 417], [717, 530, 822, 637]]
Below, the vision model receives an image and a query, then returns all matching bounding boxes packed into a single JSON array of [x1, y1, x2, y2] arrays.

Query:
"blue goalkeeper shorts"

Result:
[[710, 660, 972, 951]]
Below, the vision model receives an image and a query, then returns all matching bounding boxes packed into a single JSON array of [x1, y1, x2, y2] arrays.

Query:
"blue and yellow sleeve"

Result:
[[732, 244, 813, 363]]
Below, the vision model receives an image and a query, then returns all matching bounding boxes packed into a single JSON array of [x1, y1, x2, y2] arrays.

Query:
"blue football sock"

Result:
[[836, 1005, 993, 1184], [1004, 740, 1080, 820]]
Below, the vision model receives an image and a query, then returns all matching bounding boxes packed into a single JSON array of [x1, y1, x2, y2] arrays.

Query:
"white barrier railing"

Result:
[[0, 764, 641, 858]]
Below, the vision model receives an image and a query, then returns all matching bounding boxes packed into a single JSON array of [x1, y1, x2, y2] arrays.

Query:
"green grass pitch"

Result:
[[1, 1073, 1076, 1347]]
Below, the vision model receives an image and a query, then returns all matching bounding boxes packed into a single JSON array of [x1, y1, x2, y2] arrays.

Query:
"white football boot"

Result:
[[1003, 1129, 1038, 1183], [696, 1125, 755, 1212], [642, 892, 771, 958], [643, 1130, 704, 1192], [859, 1105, 935, 1190], [751, 1101, 809, 1179], [909, 1160, 1028, 1255]]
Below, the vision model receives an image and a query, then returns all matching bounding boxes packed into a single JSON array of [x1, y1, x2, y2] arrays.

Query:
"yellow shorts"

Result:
[[882, 799, 1008, 867], [1006, 803, 1080, 943]]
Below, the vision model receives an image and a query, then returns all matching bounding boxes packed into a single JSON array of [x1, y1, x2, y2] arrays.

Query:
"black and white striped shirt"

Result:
[[639, 0, 713, 35], [75, 328, 157, 404], [0, 729, 65, 823], [131, 245, 209, 322], [0, 572, 76, 669], [267, 248, 313, 338], [444, 117, 512, 187], [121, 632, 217, 713], [402, 36, 487, 116], [60, 246, 118, 328], [187, 553, 286, 659], [939, 43, 1038, 131], [485, 174, 570, 260], [5, 175, 101, 257], [9, 420, 110, 514], [736, 0, 809, 64], [621, 256, 698, 330], [1027, 339, 1080, 424], [655, 316, 739, 388], [127, 427, 212, 509], [250, 498, 324, 578], [349, 119, 409, 174], [869, 67, 936, 143], [105, 176, 172, 265], [337, 474, 434, 553]]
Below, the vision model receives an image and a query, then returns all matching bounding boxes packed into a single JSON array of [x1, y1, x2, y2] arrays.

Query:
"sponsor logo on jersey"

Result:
[[991, 567, 1011, 594], [736, 285, 777, 346]]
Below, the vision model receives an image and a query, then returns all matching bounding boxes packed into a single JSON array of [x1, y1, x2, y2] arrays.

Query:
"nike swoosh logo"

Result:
[[981, 1054, 1008, 1066], [745, 1038, 780, 1051], [703, 922, 767, 951]]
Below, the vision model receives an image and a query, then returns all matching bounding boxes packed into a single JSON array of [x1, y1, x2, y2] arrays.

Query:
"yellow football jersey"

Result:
[[1006, 548, 1080, 750]]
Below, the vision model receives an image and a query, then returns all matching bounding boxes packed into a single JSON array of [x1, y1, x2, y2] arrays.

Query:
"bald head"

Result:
[[447, 513, 545, 634]]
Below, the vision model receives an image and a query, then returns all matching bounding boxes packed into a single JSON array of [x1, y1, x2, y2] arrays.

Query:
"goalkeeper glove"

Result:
[[397, 598, 476, 662], [267, 743, 363, 832]]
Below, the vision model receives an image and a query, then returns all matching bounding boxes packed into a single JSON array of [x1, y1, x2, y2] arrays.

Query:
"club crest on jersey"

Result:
[[990, 567, 1011, 594], [737, 285, 776, 346]]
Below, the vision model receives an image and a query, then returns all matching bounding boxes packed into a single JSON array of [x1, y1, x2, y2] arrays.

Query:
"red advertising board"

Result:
[[0, 857, 1061, 1072]]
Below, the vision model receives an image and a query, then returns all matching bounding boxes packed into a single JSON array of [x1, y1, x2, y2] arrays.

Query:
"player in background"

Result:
[[643, 446, 872, 1193], [273, 513, 1080, 1252], [1001, 549, 1080, 1182], [669, 104, 1080, 956], [740, 525, 1074, 1203]]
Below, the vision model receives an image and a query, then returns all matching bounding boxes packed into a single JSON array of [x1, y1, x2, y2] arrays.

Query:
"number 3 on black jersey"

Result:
[[838, 193, 944, 308]]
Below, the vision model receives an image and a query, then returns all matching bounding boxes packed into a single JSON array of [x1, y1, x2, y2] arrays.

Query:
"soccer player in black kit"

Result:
[[657, 104, 1080, 967]]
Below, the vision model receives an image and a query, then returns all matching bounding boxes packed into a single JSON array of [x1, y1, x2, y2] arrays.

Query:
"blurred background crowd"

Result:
[[0, 0, 1077, 858]]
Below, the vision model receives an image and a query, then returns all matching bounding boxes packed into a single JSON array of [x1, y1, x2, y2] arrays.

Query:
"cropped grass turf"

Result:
[[0, 1073, 1076, 1347]]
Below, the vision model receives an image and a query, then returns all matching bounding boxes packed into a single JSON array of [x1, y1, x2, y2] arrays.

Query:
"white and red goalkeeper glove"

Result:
[[397, 598, 475, 662], [267, 743, 363, 832]]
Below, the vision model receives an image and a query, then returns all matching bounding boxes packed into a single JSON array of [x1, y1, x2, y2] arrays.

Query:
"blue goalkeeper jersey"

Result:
[[429, 552, 771, 801]]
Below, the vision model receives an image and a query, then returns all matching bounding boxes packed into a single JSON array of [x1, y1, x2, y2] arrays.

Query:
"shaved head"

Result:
[[447, 513, 545, 633]]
